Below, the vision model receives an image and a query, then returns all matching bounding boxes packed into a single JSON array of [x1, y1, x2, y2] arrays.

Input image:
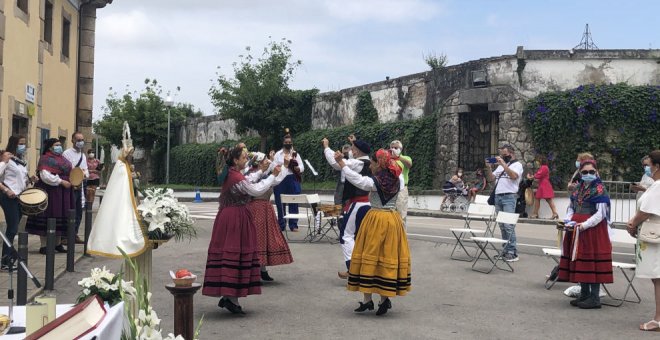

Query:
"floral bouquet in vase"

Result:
[[137, 187, 196, 242], [77, 267, 136, 306]]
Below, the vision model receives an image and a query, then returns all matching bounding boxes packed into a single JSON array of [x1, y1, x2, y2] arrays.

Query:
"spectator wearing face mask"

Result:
[[631, 155, 655, 201], [271, 133, 304, 232], [86, 149, 101, 206], [390, 140, 412, 223], [62, 131, 88, 244]]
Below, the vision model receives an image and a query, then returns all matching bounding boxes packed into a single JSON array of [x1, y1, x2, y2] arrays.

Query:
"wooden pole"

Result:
[[165, 283, 201, 340]]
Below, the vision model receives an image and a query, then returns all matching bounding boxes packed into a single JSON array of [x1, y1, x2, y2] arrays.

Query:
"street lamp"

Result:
[[164, 96, 174, 185]]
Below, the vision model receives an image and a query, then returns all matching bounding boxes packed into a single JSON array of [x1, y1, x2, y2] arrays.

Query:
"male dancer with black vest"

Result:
[[322, 135, 372, 279]]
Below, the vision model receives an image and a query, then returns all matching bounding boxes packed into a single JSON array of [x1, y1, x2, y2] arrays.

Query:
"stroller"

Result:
[[440, 180, 469, 212]]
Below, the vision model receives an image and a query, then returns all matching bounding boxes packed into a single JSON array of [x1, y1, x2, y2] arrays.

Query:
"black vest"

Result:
[[342, 159, 371, 201]]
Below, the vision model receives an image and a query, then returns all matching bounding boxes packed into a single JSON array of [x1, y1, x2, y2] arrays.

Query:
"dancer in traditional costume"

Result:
[[322, 136, 372, 279], [558, 160, 612, 309], [335, 149, 411, 316], [203, 147, 288, 314], [26, 138, 76, 254], [87, 122, 147, 258], [246, 152, 293, 282]]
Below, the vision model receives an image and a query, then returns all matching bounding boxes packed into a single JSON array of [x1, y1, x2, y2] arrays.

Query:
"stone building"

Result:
[[0, 0, 111, 171], [311, 46, 660, 185], [181, 46, 660, 186]]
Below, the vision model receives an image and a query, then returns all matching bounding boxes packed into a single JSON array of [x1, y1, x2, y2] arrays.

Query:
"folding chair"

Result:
[[280, 194, 314, 242], [470, 211, 519, 274], [306, 195, 339, 243], [474, 195, 489, 205], [461, 203, 496, 236], [542, 248, 561, 289], [448, 204, 492, 261], [601, 229, 641, 307]]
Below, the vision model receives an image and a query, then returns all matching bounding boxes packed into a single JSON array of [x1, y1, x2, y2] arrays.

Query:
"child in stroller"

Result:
[[440, 169, 470, 212]]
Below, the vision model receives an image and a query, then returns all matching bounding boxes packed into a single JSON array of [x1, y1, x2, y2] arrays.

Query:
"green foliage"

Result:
[[169, 143, 226, 186], [354, 91, 379, 126], [94, 79, 202, 150], [166, 116, 437, 189], [424, 51, 448, 71], [294, 115, 438, 190], [524, 83, 660, 184], [209, 38, 317, 151]]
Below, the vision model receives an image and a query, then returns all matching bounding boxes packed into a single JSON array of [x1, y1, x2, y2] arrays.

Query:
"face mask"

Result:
[[283, 144, 292, 150], [53, 146, 63, 155], [502, 155, 512, 163], [391, 148, 401, 157], [581, 174, 597, 182], [75, 141, 85, 149], [644, 165, 652, 177], [575, 161, 581, 169], [89, 153, 95, 158], [17, 145, 26, 155]]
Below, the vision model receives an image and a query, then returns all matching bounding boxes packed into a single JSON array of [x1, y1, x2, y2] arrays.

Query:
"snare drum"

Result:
[[70, 167, 85, 188], [18, 188, 48, 216]]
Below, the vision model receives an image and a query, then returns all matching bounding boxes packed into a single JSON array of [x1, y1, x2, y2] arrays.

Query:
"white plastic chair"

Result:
[[448, 203, 493, 261], [470, 211, 519, 274], [280, 194, 313, 241], [602, 229, 641, 307]]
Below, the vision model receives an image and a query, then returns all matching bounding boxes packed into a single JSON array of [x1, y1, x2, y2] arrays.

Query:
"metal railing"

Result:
[[601, 181, 637, 228]]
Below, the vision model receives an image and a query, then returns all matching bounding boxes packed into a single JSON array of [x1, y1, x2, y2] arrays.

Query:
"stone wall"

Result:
[[179, 115, 247, 144]]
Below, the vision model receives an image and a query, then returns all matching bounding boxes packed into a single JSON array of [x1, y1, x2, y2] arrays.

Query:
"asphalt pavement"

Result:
[[43, 201, 658, 340]]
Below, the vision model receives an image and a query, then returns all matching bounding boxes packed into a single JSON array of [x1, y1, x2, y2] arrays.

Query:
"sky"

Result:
[[92, 0, 660, 120]]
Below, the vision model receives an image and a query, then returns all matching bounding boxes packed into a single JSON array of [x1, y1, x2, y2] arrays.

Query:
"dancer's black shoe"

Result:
[[354, 300, 374, 312], [376, 298, 392, 316], [261, 271, 274, 282], [218, 297, 246, 315]]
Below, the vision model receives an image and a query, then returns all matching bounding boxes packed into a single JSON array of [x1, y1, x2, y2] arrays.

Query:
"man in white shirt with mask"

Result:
[[62, 132, 88, 244]]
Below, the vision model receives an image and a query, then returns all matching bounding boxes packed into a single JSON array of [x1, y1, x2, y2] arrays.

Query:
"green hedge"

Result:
[[167, 116, 438, 189], [293, 115, 437, 190], [524, 83, 660, 184]]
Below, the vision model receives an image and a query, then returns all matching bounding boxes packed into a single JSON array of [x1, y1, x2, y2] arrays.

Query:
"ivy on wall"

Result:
[[293, 115, 437, 190], [524, 83, 660, 184]]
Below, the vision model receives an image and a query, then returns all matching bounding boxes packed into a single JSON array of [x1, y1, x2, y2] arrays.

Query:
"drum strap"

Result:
[[76, 153, 83, 167]]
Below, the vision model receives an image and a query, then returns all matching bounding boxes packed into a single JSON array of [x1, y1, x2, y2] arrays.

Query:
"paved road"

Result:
[[49, 202, 654, 339]]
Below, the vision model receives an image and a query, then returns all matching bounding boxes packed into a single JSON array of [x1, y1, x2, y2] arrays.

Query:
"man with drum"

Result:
[[0, 136, 30, 270], [322, 135, 372, 279], [62, 132, 88, 245]]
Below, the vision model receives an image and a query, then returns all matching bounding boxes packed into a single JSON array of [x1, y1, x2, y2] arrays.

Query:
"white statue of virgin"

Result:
[[87, 122, 147, 258]]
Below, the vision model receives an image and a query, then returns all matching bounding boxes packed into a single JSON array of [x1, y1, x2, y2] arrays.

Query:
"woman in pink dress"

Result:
[[527, 155, 559, 219]]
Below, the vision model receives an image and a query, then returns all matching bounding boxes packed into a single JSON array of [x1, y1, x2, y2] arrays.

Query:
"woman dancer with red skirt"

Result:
[[202, 147, 287, 314], [558, 160, 612, 309], [246, 152, 293, 281]]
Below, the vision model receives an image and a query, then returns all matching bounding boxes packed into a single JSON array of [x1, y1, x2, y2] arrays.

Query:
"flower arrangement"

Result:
[[77, 267, 135, 306], [137, 187, 196, 242]]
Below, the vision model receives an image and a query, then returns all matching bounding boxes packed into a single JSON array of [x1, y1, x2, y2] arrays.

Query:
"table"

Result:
[[0, 301, 124, 339]]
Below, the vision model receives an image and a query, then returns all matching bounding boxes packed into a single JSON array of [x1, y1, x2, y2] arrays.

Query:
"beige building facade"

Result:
[[0, 0, 111, 171]]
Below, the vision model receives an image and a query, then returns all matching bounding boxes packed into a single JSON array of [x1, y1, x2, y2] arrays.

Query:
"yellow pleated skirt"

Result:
[[347, 209, 411, 297]]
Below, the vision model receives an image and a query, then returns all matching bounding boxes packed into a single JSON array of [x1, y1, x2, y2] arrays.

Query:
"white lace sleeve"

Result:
[[580, 203, 608, 230], [245, 170, 264, 183], [40, 170, 62, 186], [233, 175, 276, 197], [342, 165, 375, 191]]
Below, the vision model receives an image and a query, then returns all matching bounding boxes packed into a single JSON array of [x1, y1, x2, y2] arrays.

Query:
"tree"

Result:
[[93, 79, 203, 182], [209, 38, 317, 152], [424, 51, 448, 71], [354, 91, 379, 125]]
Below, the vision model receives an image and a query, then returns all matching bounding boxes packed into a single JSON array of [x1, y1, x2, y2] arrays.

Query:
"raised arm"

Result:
[[342, 165, 375, 191]]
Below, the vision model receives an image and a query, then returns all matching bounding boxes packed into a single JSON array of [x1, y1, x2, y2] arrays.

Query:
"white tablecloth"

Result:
[[0, 301, 124, 339]]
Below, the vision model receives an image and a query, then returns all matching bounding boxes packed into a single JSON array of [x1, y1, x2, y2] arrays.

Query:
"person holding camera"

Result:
[[485, 144, 523, 262]]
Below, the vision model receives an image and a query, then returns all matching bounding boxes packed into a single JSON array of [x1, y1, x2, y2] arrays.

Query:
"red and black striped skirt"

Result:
[[558, 213, 613, 284]]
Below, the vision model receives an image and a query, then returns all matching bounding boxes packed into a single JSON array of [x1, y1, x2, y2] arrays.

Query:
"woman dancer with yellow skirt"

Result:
[[335, 149, 411, 316]]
